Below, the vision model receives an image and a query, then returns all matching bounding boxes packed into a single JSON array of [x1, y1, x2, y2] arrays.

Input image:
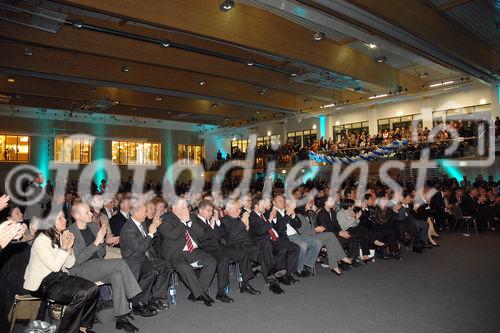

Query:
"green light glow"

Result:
[[163, 130, 174, 183], [319, 116, 326, 138], [438, 159, 463, 182], [34, 119, 54, 184], [92, 124, 107, 183]]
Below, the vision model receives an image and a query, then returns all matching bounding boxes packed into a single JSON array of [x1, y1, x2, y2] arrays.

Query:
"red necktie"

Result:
[[185, 230, 195, 253], [261, 214, 278, 241]]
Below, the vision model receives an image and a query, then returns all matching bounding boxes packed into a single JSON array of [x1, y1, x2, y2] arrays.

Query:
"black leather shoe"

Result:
[[205, 294, 215, 304], [116, 316, 139, 333], [304, 265, 315, 275], [269, 282, 284, 294], [216, 294, 234, 303], [150, 298, 169, 310], [132, 302, 158, 317], [338, 261, 352, 271], [240, 283, 261, 295], [188, 293, 212, 307], [352, 258, 364, 267], [278, 275, 292, 285], [271, 269, 287, 278], [300, 270, 310, 278]]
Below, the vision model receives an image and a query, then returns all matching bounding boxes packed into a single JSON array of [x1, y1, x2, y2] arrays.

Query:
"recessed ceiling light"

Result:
[[219, 0, 235, 11], [113, 99, 120, 105], [121, 65, 129, 72], [24, 47, 33, 56], [7, 78, 15, 83], [375, 56, 387, 63], [199, 79, 206, 86], [368, 43, 377, 49], [160, 40, 170, 48], [258, 88, 267, 95], [211, 102, 218, 108], [246, 59, 255, 66], [313, 31, 325, 41], [155, 96, 162, 101], [418, 72, 429, 79], [90, 87, 96, 93]]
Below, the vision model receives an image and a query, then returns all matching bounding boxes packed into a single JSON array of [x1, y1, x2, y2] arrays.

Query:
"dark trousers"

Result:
[[394, 219, 418, 246], [372, 224, 398, 253], [32, 272, 99, 333], [135, 258, 170, 304], [229, 241, 272, 283], [347, 225, 375, 255], [336, 235, 359, 259], [170, 249, 217, 298], [270, 239, 300, 274], [206, 247, 254, 293]]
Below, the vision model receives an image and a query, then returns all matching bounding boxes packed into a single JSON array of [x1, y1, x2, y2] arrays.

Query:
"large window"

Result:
[[0, 134, 29, 162], [433, 103, 491, 125], [231, 139, 248, 154], [378, 114, 422, 131], [112, 141, 161, 165], [333, 121, 369, 143], [54, 137, 91, 164], [287, 130, 317, 147], [257, 135, 281, 148], [178, 144, 203, 165]]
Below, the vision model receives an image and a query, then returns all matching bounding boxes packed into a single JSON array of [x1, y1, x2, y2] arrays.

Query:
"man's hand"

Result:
[[314, 226, 325, 233], [0, 195, 10, 212], [148, 221, 158, 235], [241, 211, 250, 230], [268, 207, 277, 221], [94, 225, 107, 246], [106, 235, 120, 246], [0, 220, 21, 249], [339, 230, 351, 239]]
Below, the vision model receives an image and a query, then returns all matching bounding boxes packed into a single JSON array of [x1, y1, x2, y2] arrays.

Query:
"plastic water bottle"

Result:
[[168, 286, 176, 305]]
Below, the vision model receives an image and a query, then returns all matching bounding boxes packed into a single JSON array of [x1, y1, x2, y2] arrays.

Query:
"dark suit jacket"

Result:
[[190, 214, 225, 253], [460, 193, 477, 217], [120, 218, 157, 279], [159, 211, 202, 263], [274, 211, 302, 239], [316, 207, 341, 235], [248, 211, 273, 243], [62, 202, 73, 223], [220, 215, 252, 247], [67, 222, 106, 273], [430, 192, 445, 213], [110, 212, 128, 236]]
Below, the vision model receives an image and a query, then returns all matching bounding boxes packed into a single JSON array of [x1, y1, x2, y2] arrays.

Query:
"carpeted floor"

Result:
[[18, 232, 500, 333]]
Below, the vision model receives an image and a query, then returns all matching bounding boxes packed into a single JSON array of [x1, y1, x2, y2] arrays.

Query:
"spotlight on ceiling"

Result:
[[219, 0, 235, 11], [211, 102, 219, 108], [121, 65, 129, 72], [367, 43, 377, 49], [258, 88, 267, 95], [90, 87, 96, 93], [199, 79, 206, 86], [24, 47, 33, 56], [155, 96, 163, 101], [375, 56, 387, 63], [7, 78, 15, 83], [418, 72, 429, 79], [313, 31, 325, 41], [246, 59, 255, 66], [160, 40, 170, 48], [113, 99, 120, 105], [72, 20, 84, 29]]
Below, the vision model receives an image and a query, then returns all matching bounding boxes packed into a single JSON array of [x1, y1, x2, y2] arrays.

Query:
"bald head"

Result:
[[72, 202, 93, 224]]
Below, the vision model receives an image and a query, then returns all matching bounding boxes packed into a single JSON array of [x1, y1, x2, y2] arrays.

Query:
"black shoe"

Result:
[[390, 253, 404, 261], [269, 282, 285, 294], [188, 293, 212, 307], [116, 316, 139, 333], [338, 261, 352, 271], [150, 298, 169, 310], [240, 283, 261, 295], [216, 294, 234, 303], [278, 275, 292, 285], [271, 269, 287, 278], [286, 274, 300, 284], [300, 270, 310, 278], [205, 294, 215, 304], [132, 302, 158, 317], [304, 265, 315, 275], [352, 258, 363, 267]]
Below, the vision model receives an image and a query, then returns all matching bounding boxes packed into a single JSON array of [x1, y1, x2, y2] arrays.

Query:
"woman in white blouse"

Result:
[[24, 211, 99, 333]]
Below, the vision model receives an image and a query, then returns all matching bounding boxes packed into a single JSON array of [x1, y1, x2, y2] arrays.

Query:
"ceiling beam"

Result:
[[0, 41, 319, 114], [437, 0, 476, 12], [57, 0, 421, 89], [328, 0, 499, 81], [0, 18, 353, 102]]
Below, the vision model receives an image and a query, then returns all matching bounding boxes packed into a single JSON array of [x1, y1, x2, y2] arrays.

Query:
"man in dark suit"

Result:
[[159, 198, 216, 306], [249, 196, 300, 286], [110, 198, 130, 236], [62, 192, 74, 224], [430, 186, 448, 231], [316, 196, 361, 264], [23, 172, 51, 221], [120, 202, 169, 315], [68, 203, 142, 332], [190, 199, 260, 302], [272, 195, 321, 278], [221, 199, 285, 295]]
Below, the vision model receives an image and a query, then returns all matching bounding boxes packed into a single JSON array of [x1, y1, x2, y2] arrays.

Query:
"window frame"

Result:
[[112, 140, 161, 165], [0, 134, 30, 163]]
